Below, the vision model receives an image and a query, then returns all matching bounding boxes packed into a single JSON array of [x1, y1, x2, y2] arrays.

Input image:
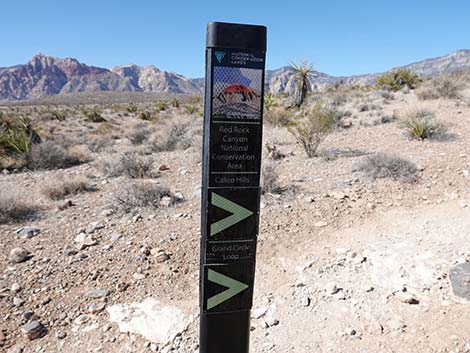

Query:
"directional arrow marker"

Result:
[[210, 192, 254, 237], [207, 269, 249, 310]]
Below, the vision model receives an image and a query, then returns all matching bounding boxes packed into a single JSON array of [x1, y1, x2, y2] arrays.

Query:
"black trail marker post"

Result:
[[199, 22, 267, 353]]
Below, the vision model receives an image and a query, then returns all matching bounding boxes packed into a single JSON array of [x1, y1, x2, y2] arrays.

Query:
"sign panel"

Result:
[[200, 22, 267, 353]]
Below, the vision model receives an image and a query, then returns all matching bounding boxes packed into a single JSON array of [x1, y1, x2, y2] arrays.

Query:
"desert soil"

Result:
[[1, 85, 470, 353]]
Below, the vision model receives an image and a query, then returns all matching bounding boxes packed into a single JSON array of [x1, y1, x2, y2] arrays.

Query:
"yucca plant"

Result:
[[288, 102, 335, 158], [170, 98, 180, 108], [155, 101, 167, 112], [82, 106, 106, 122], [376, 68, 422, 92], [0, 115, 35, 159], [290, 60, 315, 107], [127, 102, 138, 113], [403, 110, 446, 140], [184, 104, 198, 115], [264, 93, 277, 112]]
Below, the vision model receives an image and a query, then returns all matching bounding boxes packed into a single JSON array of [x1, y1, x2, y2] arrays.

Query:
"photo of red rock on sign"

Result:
[[212, 66, 263, 120]]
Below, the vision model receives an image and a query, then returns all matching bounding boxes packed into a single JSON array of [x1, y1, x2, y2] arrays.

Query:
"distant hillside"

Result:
[[1, 50, 470, 101]]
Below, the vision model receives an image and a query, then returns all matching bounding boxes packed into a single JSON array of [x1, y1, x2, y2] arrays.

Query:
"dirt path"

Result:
[[251, 200, 470, 353]]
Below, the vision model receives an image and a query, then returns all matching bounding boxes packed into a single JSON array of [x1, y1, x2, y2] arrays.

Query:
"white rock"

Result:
[[107, 298, 191, 345]]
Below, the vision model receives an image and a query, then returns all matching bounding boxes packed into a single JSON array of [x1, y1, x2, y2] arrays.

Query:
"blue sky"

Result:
[[1, 1, 469, 78]]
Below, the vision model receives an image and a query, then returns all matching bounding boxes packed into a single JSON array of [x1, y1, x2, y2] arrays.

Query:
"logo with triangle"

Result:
[[214, 51, 226, 63]]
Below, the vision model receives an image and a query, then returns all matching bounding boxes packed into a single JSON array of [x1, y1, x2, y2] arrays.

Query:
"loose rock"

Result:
[[9, 248, 30, 263]]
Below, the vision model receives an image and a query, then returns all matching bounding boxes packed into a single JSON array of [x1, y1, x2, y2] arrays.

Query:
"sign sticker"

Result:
[[212, 66, 263, 121]]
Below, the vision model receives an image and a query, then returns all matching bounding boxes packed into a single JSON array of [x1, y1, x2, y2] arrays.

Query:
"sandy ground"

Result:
[[1, 83, 470, 353]]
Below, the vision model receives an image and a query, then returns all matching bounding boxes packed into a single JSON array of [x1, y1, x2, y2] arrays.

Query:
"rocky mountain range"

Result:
[[1, 49, 469, 101]]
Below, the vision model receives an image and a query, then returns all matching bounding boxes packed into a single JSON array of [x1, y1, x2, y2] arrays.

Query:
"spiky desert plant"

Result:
[[171, 98, 180, 108], [264, 93, 277, 112], [403, 110, 447, 140], [127, 102, 138, 113], [0, 115, 37, 159], [290, 60, 315, 107], [376, 68, 422, 92], [184, 104, 198, 115], [288, 102, 335, 158], [155, 101, 167, 112]]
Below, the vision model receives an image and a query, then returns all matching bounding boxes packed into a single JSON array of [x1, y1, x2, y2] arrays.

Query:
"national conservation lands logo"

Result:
[[214, 51, 226, 63]]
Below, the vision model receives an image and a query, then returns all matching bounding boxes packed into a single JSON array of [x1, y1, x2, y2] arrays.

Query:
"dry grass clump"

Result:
[[0, 188, 40, 224], [40, 176, 95, 200], [416, 76, 463, 100], [151, 119, 200, 152], [100, 153, 154, 178], [262, 161, 281, 194], [354, 152, 418, 182], [403, 110, 447, 140], [264, 107, 292, 127], [88, 137, 114, 153], [288, 102, 335, 158], [114, 182, 176, 211], [128, 127, 151, 145], [27, 141, 89, 170]]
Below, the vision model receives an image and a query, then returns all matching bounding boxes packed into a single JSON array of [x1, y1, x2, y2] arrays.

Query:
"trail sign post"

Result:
[[199, 22, 267, 353]]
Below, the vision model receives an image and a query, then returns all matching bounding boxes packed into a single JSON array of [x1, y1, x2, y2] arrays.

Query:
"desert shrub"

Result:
[[152, 121, 192, 152], [0, 189, 39, 224], [288, 102, 335, 158], [334, 110, 353, 128], [171, 98, 180, 108], [40, 176, 94, 200], [330, 91, 349, 107], [100, 153, 154, 178], [354, 152, 418, 182], [373, 113, 398, 125], [403, 110, 447, 140], [416, 77, 463, 100], [128, 127, 151, 145], [88, 137, 114, 153], [27, 141, 88, 170], [318, 148, 339, 161], [127, 102, 138, 113], [82, 107, 106, 122], [114, 182, 176, 211], [265, 143, 285, 160], [264, 107, 292, 127], [376, 69, 422, 92], [378, 90, 395, 101], [262, 161, 281, 194]]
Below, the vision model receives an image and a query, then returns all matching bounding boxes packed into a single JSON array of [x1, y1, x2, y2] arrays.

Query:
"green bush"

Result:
[[0, 115, 39, 159], [376, 68, 422, 92], [288, 102, 335, 158]]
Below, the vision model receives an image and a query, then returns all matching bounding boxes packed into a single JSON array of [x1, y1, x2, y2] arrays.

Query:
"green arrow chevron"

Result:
[[210, 192, 254, 237], [207, 269, 249, 310]]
